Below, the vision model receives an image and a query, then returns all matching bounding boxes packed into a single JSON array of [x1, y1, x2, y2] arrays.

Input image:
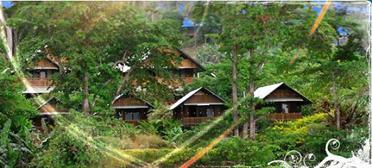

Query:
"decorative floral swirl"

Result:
[[303, 153, 316, 167], [268, 150, 316, 168], [284, 150, 303, 166], [268, 138, 371, 168]]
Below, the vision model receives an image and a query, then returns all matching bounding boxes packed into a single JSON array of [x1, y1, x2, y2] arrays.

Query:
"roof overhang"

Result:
[[177, 67, 199, 69], [184, 103, 225, 106], [265, 98, 304, 102], [113, 105, 149, 109], [38, 112, 68, 116], [28, 67, 59, 70], [23, 86, 55, 94]]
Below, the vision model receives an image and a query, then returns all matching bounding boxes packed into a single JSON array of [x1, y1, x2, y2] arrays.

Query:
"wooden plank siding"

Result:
[[185, 90, 223, 104], [113, 97, 147, 107], [178, 58, 199, 69], [266, 87, 302, 99], [26, 78, 53, 87], [33, 58, 59, 69]]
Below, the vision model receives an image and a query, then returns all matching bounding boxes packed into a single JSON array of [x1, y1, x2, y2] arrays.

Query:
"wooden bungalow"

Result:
[[115, 48, 205, 89], [169, 87, 226, 126], [254, 82, 312, 121], [32, 97, 67, 130], [112, 94, 152, 124], [23, 57, 60, 96], [24, 56, 68, 130], [156, 49, 205, 89], [175, 49, 205, 84]]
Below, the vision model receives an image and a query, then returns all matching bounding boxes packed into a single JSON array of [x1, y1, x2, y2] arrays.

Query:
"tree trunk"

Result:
[[232, 44, 239, 136], [335, 103, 341, 129], [248, 76, 256, 139], [242, 122, 249, 139], [249, 107, 256, 139], [331, 71, 340, 129], [114, 52, 130, 96], [115, 70, 131, 96], [82, 71, 90, 114]]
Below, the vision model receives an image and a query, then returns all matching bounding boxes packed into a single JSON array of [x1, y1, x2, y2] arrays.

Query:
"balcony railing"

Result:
[[268, 113, 302, 121], [181, 117, 214, 126], [25, 78, 53, 87]]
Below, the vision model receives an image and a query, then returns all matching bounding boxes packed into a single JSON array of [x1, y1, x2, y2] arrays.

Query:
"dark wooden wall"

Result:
[[116, 108, 148, 122], [174, 105, 225, 118]]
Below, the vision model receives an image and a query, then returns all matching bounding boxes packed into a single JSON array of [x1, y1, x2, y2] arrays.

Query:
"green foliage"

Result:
[[31, 126, 102, 168], [301, 105, 315, 116], [148, 101, 173, 120], [0, 58, 37, 132], [164, 114, 367, 167], [0, 120, 34, 168], [31, 111, 171, 167], [138, 119, 183, 143], [160, 148, 196, 167], [123, 148, 173, 163], [258, 114, 367, 164], [1, 2, 368, 167], [195, 44, 226, 65], [239, 97, 274, 122], [200, 137, 277, 166], [0, 57, 36, 167], [187, 60, 232, 101], [8, 2, 184, 113]]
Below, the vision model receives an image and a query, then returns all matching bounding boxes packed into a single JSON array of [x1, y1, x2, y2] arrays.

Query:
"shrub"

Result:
[[31, 126, 102, 168], [137, 119, 183, 143], [160, 148, 196, 168], [301, 104, 315, 116], [130, 134, 168, 149], [0, 120, 34, 168], [125, 148, 173, 163], [258, 113, 367, 165], [31, 111, 170, 167], [198, 137, 277, 167]]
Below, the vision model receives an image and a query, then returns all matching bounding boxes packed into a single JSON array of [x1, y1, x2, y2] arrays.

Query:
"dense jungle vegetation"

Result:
[[0, 1, 369, 167]]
